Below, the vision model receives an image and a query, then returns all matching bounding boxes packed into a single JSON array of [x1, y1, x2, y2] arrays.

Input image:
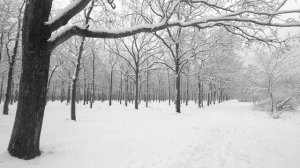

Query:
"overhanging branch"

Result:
[[48, 8, 300, 50]]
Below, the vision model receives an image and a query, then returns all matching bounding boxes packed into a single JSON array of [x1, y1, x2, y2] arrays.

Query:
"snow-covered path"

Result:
[[1, 101, 300, 168]]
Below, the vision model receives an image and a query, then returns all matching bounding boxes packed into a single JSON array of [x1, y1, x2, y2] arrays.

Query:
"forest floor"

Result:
[[1, 100, 300, 168]]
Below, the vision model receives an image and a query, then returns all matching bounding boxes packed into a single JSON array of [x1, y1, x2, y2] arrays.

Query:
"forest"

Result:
[[0, 0, 300, 167]]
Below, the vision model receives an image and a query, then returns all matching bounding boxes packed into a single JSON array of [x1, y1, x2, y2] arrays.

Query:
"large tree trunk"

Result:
[[8, 0, 53, 159]]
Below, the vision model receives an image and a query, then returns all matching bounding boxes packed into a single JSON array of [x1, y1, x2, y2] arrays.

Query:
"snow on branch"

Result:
[[48, 4, 300, 50], [46, 0, 92, 32], [184, 0, 234, 12]]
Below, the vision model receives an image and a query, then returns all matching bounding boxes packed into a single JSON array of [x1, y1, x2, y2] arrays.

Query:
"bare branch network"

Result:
[[46, 0, 300, 50]]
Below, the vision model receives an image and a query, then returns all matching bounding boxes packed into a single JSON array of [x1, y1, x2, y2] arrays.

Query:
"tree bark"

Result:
[[8, 0, 53, 159]]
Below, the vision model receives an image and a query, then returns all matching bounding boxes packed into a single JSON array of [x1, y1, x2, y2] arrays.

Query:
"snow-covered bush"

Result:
[[244, 45, 300, 119]]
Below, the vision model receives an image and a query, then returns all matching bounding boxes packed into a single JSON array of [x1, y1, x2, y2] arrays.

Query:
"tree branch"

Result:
[[46, 0, 92, 32]]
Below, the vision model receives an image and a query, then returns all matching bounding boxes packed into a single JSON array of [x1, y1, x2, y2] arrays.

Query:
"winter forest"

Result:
[[1, 0, 300, 167]]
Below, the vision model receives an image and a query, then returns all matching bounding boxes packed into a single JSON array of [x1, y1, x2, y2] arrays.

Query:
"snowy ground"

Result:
[[1, 100, 300, 168]]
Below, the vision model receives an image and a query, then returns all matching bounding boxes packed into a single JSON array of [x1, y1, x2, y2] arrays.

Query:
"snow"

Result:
[[46, 0, 83, 26], [1, 100, 300, 168]]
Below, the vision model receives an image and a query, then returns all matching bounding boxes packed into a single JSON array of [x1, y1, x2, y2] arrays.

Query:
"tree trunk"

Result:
[[0, 75, 4, 104], [125, 71, 128, 107], [201, 83, 204, 107], [67, 83, 71, 104], [270, 92, 274, 113], [109, 69, 113, 106], [86, 83, 90, 103], [101, 84, 104, 102], [8, 0, 53, 159], [71, 37, 85, 121], [198, 79, 201, 108], [134, 71, 139, 109], [268, 79, 274, 113], [90, 51, 95, 108], [129, 81, 132, 103], [60, 80, 65, 103], [83, 67, 87, 105], [207, 84, 210, 107], [10, 78, 15, 105], [3, 64, 14, 114], [0, 32, 4, 63], [120, 72, 123, 104], [175, 64, 181, 113], [185, 75, 189, 106], [146, 69, 149, 107], [167, 69, 171, 106]]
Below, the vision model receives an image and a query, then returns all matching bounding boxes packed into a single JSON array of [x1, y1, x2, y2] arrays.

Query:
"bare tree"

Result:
[[254, 46, 300, 118], [106, 33, 158, 109], [2, 1, 24, 115]]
